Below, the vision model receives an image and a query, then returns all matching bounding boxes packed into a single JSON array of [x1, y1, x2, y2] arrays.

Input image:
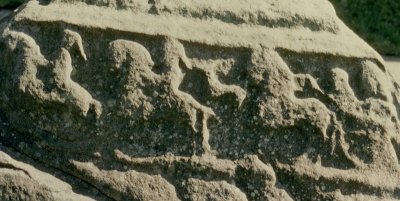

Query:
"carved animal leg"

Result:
[[163, 37, 217, 156]]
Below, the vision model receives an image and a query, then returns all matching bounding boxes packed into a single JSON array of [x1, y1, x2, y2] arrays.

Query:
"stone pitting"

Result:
[[1, 0, 400, 200]]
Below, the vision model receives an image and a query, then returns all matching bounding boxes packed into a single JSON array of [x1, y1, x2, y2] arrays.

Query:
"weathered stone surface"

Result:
[[1, 0, 400, 200], [0, 147, 96, 201]]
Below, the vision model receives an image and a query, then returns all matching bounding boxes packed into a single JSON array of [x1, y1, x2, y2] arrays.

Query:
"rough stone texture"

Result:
[[1, 0, 400, 200], [0, 146, 98, 201]]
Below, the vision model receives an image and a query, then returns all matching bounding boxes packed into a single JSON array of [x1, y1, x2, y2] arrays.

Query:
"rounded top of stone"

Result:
[[8, 0, 384, 63], [49, 0, 339, 32]]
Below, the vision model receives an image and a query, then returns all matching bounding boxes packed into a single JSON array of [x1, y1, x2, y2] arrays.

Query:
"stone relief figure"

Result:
[[1, 0, 400, 200], [109, 37, 217, 156], [109, 39, 158, 120], [159, 37, 217, 156], [104, 39, 293, 200], [3, 29, 102, 118], [54, 30, 102, 118]]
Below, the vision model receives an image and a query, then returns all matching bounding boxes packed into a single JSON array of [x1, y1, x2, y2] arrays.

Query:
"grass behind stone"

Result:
[[330, 0, 400, 56], [0, 0, 25, 8]]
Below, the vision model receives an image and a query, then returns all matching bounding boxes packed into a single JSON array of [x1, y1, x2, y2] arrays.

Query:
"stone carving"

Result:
[[1, 0, 400, 200]]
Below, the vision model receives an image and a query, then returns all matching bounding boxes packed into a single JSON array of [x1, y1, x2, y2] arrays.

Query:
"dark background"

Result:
[[0, 0, 25, 9], [329, 0, 400, 56]]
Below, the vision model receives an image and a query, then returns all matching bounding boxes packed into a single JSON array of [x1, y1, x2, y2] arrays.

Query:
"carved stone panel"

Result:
[[1, 1, 400, 200]]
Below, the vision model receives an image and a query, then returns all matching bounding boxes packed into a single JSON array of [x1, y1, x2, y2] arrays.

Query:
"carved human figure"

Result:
[[109, 37, 216, 156], [4, 29, 102, 118], [160, 37, 216, 156], [52, 29, 102, 118], [109, 39, 158, 119]]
